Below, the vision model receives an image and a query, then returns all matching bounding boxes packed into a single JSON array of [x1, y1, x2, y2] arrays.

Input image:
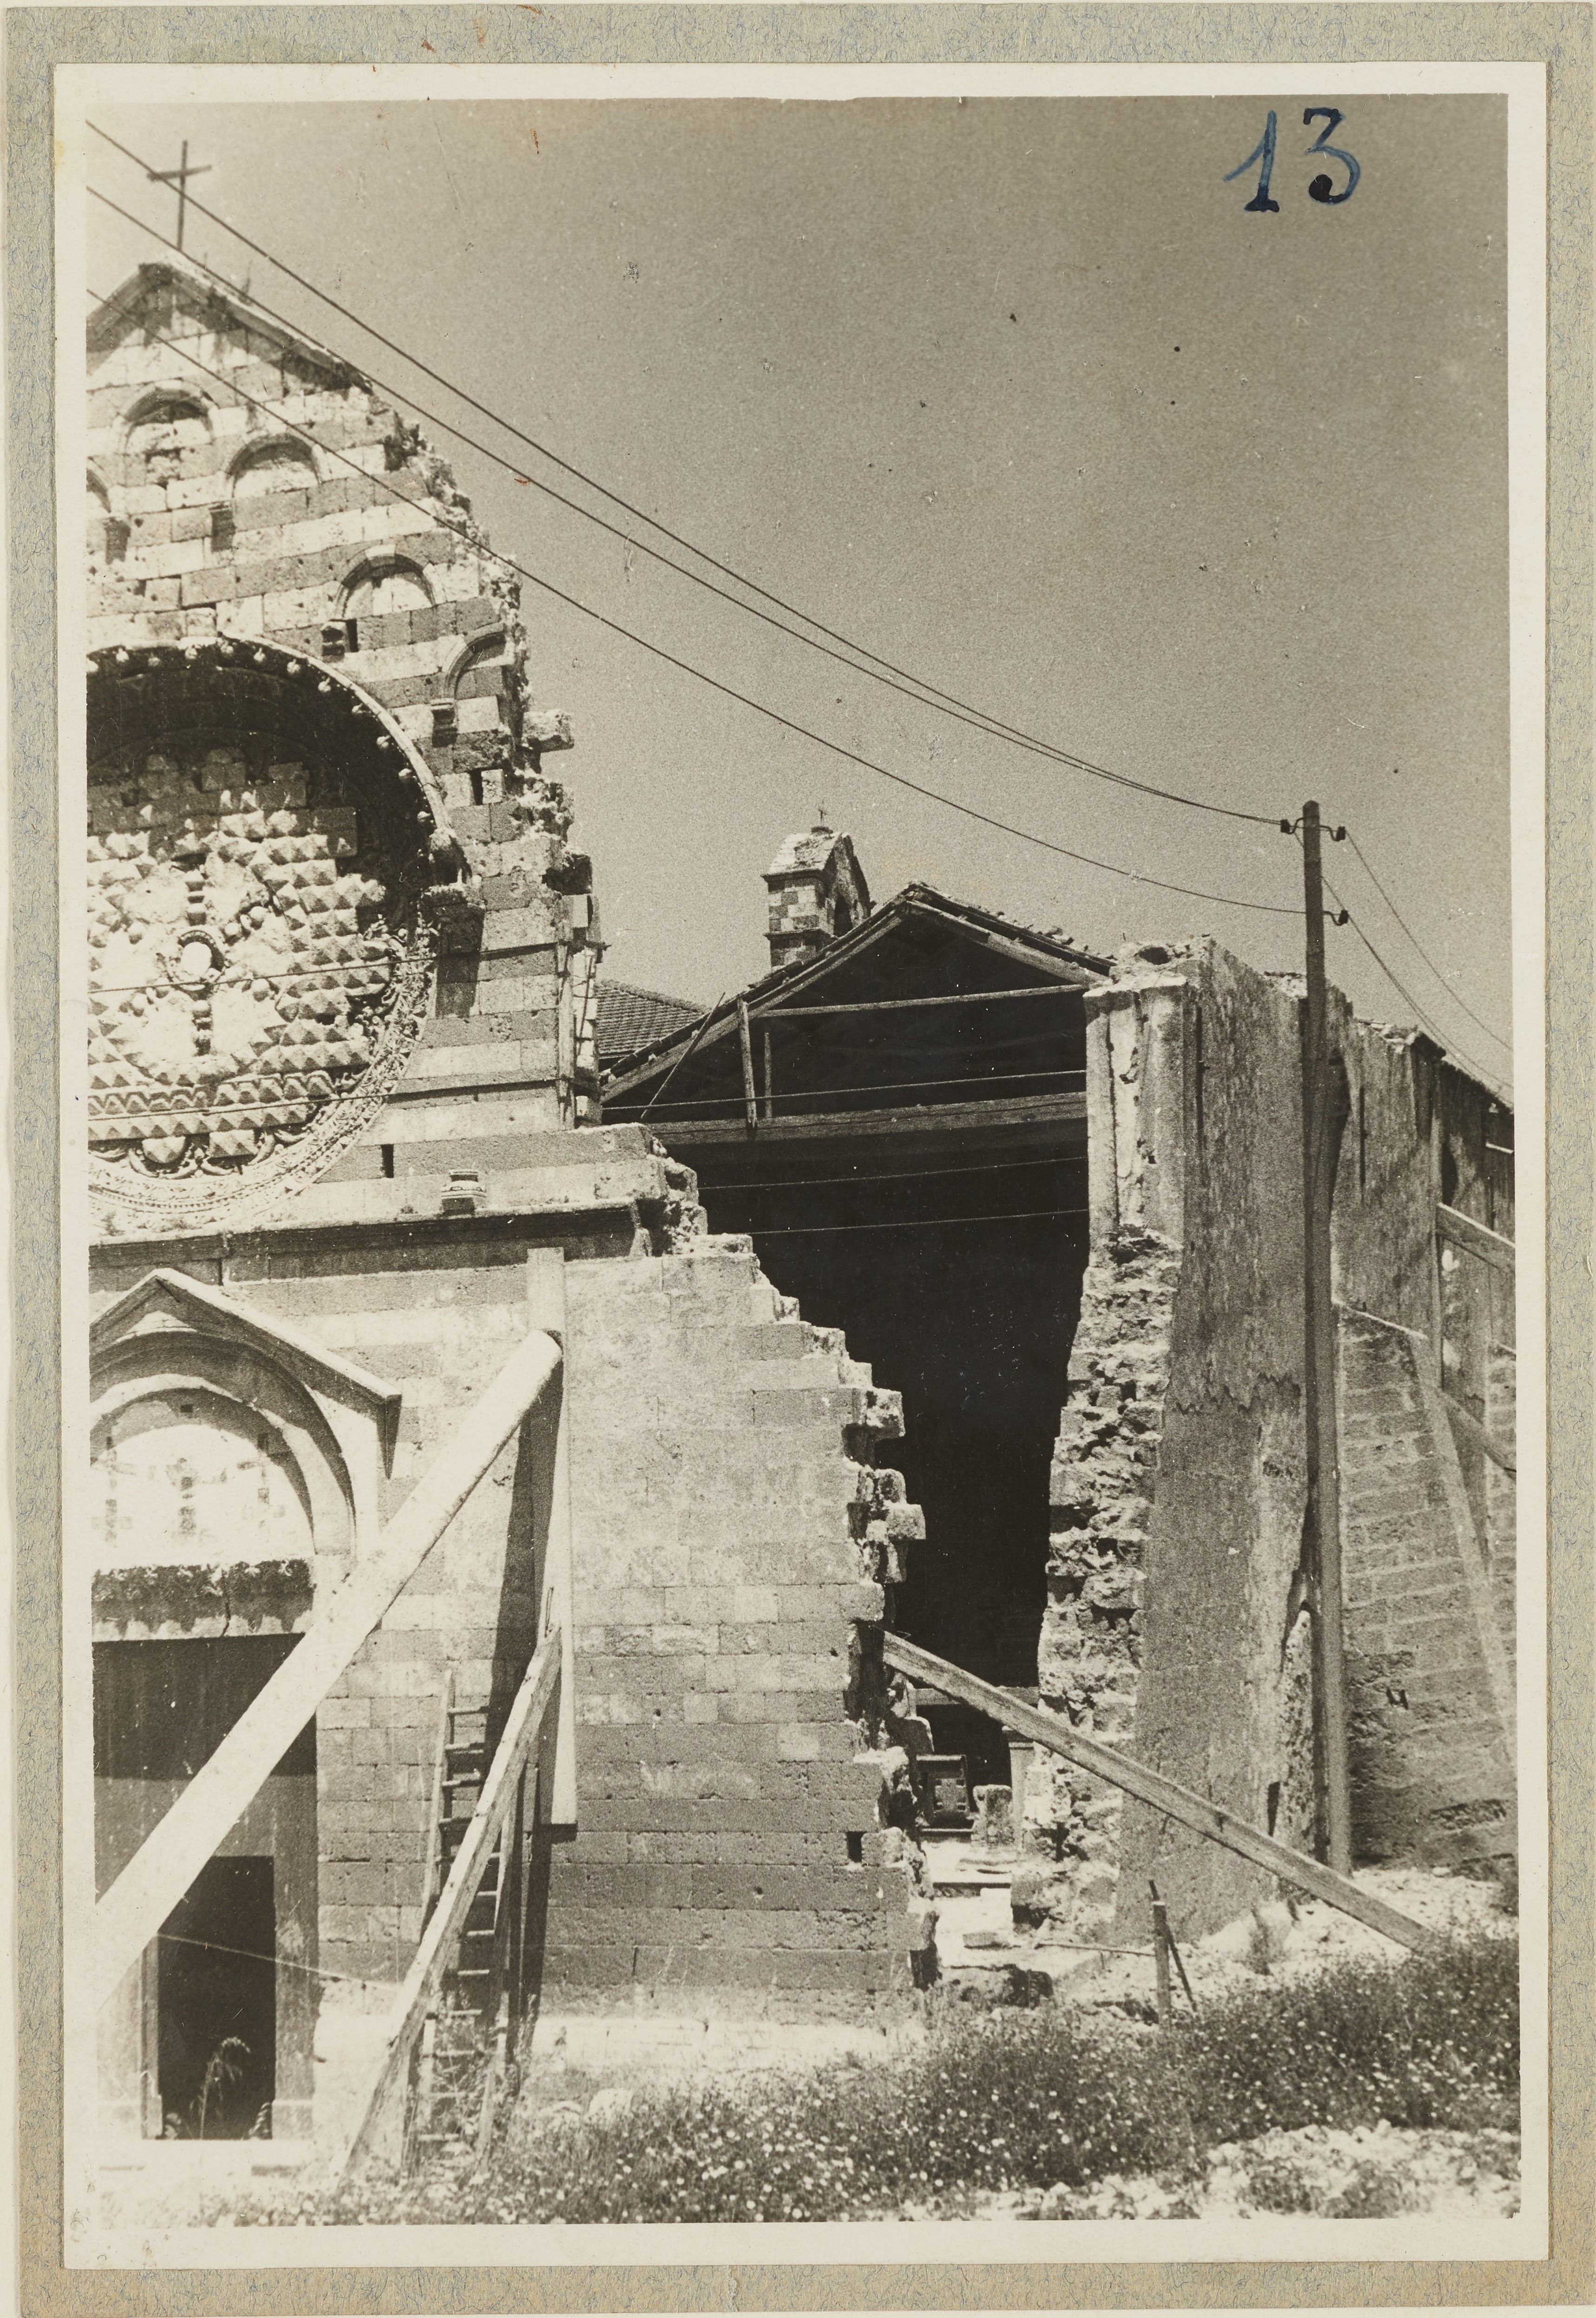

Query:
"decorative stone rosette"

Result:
[[86, 639, 454, 1231]]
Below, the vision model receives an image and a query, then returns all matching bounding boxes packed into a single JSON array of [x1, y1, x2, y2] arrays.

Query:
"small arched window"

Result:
[[125, 397, 211, 481], [343, 559, 433, 620], [232, 439, 317, 499]]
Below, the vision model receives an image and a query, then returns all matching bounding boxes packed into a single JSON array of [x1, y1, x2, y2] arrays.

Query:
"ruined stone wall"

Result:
[[90, 1199, 926, 2122], [1338, 1309, 1516, 1866], [552, 1237, 928, 2011], [1036, 947, 1312, 1945], [1039, 938, 1517, 1946]]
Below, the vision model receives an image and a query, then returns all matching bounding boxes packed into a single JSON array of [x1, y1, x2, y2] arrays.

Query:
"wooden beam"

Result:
[[526, 1250, 577, 1823], [745, 986, 1085, 1021], [1437, 1202, 1516, 1277], [737, 999, 758, 1134], [602, 897, 1099, 1102], [92, 1329, 564, 2008], [880, 1633, 1440, 1954], [343, 1630, 561, 2179], [646, 1091, 1088, 1155], [1439, 1390, 1517, 1477]]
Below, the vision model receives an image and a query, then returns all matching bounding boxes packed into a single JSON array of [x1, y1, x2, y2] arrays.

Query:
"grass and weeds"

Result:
[[245, 1927, 1518, 2225]]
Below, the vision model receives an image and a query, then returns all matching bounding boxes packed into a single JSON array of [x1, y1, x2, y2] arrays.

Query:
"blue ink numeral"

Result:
[[1304, 108, 1360, 204], [1225, 110, 1280, 212]]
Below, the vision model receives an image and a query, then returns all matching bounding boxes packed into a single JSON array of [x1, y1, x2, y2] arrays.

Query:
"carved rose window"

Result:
[[86, 639, 454, 1225]]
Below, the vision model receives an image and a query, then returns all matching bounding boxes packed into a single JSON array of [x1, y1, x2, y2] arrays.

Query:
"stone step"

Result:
[[930, 1866, 1016, 1896]]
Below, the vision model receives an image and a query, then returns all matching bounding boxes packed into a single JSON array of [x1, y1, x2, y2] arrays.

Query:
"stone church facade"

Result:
[[82, 261, 1517, 2163], [86, 265, 928, 2154]]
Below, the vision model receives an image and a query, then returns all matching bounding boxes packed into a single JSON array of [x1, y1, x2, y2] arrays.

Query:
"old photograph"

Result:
[[53, 58, 1545, 2267]]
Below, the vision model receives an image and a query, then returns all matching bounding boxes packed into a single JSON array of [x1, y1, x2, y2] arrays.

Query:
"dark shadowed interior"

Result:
[[603, 888, 1100, 1793]]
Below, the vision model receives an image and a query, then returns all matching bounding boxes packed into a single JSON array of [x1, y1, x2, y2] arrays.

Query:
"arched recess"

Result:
[[441, 627, 509, 696], [118, 391, 214, 486], [342, 553, 434, 621], [91, 1332, 356, 1579], [229, 436, 320, 498], [88, 1318, 335, 2143]]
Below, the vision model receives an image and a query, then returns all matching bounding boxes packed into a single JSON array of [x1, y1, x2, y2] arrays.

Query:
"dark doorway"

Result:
[[94, 1634, 319, 2140], [157, 1856, 276, 2139]]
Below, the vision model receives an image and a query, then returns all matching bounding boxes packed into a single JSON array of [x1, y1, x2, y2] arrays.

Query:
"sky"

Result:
[[86, 92, 1514, 1091]]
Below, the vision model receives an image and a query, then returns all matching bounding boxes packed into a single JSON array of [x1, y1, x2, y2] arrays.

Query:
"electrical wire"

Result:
[[1341, 830, 1513, 1054], [613, 1065, 1088, 1114], [1277, 825, 1513, 1101], [87, 139, 1280, 831], [746, 1205, 1090, 1235], [1339, 911, 1513, 1105], [156, 1929, 393, 1991], [1315, 856, 1513, 1102], [691, 1154, 1084, 1194], [89, 962, 395, 997], [85, 280, 1301, 921], [637, 992, 726, 1124], [90, 182, 1259, 829], [91, 146, 1512, 1027]]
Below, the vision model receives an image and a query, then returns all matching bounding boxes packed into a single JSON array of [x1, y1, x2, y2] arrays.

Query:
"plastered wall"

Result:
[[1038, 938, 1517, 1946]]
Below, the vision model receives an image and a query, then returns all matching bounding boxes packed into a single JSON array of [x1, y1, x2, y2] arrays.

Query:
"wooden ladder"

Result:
[[402, 1685, 533, 2172]]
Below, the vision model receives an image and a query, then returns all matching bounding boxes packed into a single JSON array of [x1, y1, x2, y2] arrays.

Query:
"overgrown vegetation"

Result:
[[240, 1928, 1519, 2225]]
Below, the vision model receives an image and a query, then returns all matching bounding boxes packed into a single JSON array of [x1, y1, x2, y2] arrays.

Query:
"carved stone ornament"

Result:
[[87, 638, 454, 1232]]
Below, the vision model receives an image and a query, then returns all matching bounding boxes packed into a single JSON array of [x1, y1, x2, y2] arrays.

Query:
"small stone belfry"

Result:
[[84, 264, 928, 2166], [763, 820, 871, 972]]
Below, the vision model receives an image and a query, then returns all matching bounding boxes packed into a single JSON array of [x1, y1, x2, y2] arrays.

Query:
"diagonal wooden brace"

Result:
[[881, 1632, 1441, 1954], [92, 1329, 564, 2010]]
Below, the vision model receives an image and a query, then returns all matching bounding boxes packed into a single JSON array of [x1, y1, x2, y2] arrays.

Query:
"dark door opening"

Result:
[[157, 1856, 276, 2139]]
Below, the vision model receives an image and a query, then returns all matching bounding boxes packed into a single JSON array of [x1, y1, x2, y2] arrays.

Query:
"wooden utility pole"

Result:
[[1299, 800, 1354, 1875]]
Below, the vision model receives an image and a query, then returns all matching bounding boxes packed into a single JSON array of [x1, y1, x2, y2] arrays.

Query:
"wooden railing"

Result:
[[881, 1632, 1438, 1954], [1435, 1201, 1515, 1278], [343, 1629, 561, 2179], [1435, 1202, 1517, 1475]]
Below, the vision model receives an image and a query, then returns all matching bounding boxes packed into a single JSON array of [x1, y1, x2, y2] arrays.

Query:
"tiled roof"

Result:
[[596, 979, 704, 1064]]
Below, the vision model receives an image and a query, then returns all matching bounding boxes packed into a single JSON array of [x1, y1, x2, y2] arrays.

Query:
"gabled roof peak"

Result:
[[603, 881, 1108, 1091], [87, 259, 365, 390]]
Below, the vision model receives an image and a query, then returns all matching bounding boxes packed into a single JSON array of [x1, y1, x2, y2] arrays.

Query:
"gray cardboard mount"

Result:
[[8, 4, 1591, 2311]]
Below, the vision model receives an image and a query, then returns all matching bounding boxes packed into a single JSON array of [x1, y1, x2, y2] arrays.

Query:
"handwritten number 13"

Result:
[[1225, 108, 1360, 212]]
